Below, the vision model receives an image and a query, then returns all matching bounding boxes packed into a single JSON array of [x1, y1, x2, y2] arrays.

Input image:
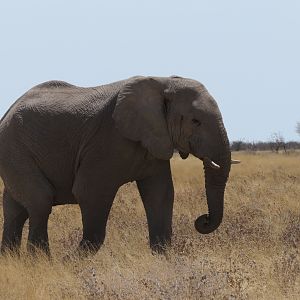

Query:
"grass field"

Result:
[[0, 152, 299, 299]]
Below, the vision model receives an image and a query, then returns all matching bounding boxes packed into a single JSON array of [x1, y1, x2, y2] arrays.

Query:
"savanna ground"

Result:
[[0, 152, 299, 299]]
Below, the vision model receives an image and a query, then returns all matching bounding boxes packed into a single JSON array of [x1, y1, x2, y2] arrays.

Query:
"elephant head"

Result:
[[113, 76, 233, 234]]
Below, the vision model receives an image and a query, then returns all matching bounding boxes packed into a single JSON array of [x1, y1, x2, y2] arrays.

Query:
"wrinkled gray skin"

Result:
[[0, 76, 231, 255]]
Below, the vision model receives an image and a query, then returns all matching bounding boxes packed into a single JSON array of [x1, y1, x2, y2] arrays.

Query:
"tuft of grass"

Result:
[[0, 151, 299, 299]]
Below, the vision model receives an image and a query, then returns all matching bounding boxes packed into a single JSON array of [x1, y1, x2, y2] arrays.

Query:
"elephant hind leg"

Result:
[[25, 183, 53, 256], [3, 162, 54, 256], [1, 189, 29, 254], [0, 151, 55, 255]]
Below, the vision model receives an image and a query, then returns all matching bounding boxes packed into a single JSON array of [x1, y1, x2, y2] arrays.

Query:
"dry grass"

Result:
[[0, 152, 299, 299]]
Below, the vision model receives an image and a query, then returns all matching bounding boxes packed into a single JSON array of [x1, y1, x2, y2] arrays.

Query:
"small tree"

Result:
[[271, 132, 286, 153], [248, 141, 257, 152], [231, 140, 243, 151]]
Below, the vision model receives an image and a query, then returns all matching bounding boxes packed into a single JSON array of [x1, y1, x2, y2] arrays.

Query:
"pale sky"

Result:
[[1, 0, 299, 141]]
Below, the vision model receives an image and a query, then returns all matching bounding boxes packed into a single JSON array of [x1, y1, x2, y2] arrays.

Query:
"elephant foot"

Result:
[[1, 243, 21, 257], [62, 241, 101, 262], [76, 239, 102, 257], [150, 237, 171, 254], [27, 241, 51, 258], [151, 243, 168, 254]]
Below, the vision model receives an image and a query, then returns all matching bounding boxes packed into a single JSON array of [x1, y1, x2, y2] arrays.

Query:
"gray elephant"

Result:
[[0, 76, 237, 255]]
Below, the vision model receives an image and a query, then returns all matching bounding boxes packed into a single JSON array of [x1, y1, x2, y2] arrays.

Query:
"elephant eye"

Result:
[[192, 119, 201, 127]]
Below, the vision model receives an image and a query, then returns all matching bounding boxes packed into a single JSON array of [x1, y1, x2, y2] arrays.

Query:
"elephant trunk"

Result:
[[195, 121, 231, 234]]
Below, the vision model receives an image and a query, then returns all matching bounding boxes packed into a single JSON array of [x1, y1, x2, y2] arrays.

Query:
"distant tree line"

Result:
[[231, 126, 300, 152], [231, 140, 300, 152]]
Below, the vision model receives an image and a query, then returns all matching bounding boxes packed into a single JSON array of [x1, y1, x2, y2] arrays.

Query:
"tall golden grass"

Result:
[[0, 152, 299, 299]]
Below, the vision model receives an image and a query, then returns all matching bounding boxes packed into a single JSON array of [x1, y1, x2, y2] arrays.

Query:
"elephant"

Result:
[[0, 75, 238, 255]]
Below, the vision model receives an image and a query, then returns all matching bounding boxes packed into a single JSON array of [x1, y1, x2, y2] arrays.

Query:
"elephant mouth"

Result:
[[188, 141, 221, 170], [199, 157, 221, 170]]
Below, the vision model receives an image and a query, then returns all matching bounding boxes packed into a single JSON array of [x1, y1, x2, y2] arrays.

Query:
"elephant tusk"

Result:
[[231, 159, 241, 164], [204, 157, 221, 169]]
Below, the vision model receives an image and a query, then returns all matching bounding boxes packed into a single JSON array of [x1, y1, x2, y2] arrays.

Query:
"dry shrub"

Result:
[[0, 151, 299, 299]]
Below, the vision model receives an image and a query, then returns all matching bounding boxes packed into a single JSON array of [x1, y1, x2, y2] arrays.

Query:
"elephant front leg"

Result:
[[137, 162, 174, 253], [76, 191, 116, 255]]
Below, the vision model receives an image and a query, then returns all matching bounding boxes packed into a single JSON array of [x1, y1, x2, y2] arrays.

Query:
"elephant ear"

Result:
[[113, 77, 173, 160]]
